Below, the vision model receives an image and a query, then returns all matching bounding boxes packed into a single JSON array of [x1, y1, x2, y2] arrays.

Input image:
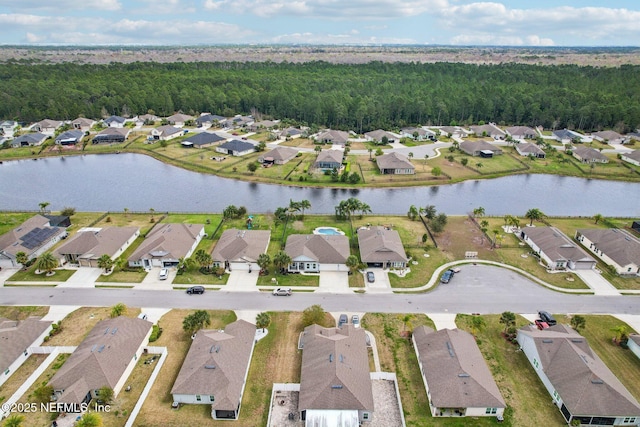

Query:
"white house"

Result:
[[285, 234, 350, 273], [211, 229, 270, 272], [150, 125, 183, 141], [31, 119, 62, 135], [575, 229, 640, 275], [621, 150, 640, 167], [54, 226, 139, 267], [628, 335, 640, 361], [520, 226, 596, 271]]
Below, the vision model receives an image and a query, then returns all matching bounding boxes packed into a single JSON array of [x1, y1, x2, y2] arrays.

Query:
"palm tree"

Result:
[[38, 201, 50, 213], [256, 312, 271, 332], [407, 205, 419, 221], [110, 302, 126, 318], [525, 208, 545, 226], [399, 314, 415, 332], [423, 154, 429, 170], [611, 325, 629, 344], [473, 207, 485, 218], [149, 208, 156, 222], [469, 316, 486, 336], [368, 147, 373, 160], [299, 200, 311, 218], [314, 145, 322, 155], [476, 162, 483, 169], [499, 311, 516, 333], [593, 213, 604, 224], [75, 412, 103, 427], [194, 249, 212, 270], [345, 255, 360, 275], [257, 253, 271, 275], [570, 315, 586, 331], [272, 251, 292, 274], [3, 415, 25, 427], [97, 254, 113, 273], [15, 251, 28, 266], [408, 152, 414, 160], [181, 256, 197, 272], [35, 252, 58, 275], [123, 207, 129, 218]]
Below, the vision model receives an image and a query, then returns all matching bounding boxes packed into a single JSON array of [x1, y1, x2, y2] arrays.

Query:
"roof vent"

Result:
[[205, 365, 216, 369], [542, 339, 553, 343], [339, 354, 344, 363], [111, 327, 118, 335], [329, 354, 333, 363], [570, 339, 583, 343], [104, 328, 110, 335], [446, 341, 455, 358], [91, 345, 97, 352], [458, 373, 470, 378], [98, 345, 105, 353], [591, 379, 604, 384], [331, 385, 343, 389]]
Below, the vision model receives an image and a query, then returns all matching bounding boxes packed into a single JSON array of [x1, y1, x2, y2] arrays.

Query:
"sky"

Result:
[[0, 0, 638, 46]]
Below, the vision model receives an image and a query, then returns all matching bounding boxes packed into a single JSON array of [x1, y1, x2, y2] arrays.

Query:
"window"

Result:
[[209, 396, 215, 402], [196, 395, 201, 402], [363, 413, 369, 420], [485, 408, 497, 414], [533, 358, 540, 369], [623, 418, 637, 424]]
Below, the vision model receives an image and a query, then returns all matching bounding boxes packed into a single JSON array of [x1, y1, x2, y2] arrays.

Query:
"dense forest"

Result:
[[1, 61, 639, 132]]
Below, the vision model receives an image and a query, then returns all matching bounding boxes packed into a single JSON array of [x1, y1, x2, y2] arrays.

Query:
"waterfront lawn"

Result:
[[94, 212, 158, 235], [8, 266, 76, 282], [162, 213, 223, 238], [359, 156, 445, 186], [0, 146, 39, 159], [436, 216, 497, 261], [285, 215, 350, 238], [431, 155, 480, 180], [456, 314, 566, 427], [0, 212, 36, 235], [63, 212, 106, 232], [468, 153, 529, 174]]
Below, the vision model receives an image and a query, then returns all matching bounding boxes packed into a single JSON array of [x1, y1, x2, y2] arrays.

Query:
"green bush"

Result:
[[149, 324, 162, 342]]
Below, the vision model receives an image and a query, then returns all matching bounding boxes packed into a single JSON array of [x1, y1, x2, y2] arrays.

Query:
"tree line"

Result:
[[1, 61, 639, 132]]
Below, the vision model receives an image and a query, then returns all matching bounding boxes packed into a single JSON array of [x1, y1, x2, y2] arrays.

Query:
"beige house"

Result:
[[0, 215, 68, 268], [71, 117, 96, 132], [298, 324, 374, 425], [357, 226, 408, 268], [316, 130, 349, 145], [364, 129, 398, 143], [413, 326, 506, 418], [592, 130, 626, 145], [505, 126, 537, 140], [515, 142, 546, 158], [572, 146, 609, 164], [314, 150, 343, 170], [520, 226, 596, 271], [517, 324, 640, 425], [376, 152, 415, 175], [172, 320, 256, 419], [285, 234, 350, 273], [166, 113, 194, 127], [459, 140, 503, 157], [31, 119, 62, 135], [54, 226, 139, 267], [150, 125, 183, 141], [211, 229, 270, 272], [470, 123, 505, 139], [50, 316, 152, 407], [0, 317, 52, 388], [575, 229, 640, 275], [258, 146, 298, 165], [128, 223, 205, 269]]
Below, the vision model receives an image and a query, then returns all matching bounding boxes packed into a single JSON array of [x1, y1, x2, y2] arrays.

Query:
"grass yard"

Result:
[[0, 212, 36, 235], [430, 155, 479, 180], [95, 268, 148, 283], [278, 137, 317, 148], [456, 314, 566, 426], [0, 305, 49, 319], [0, 354, 48, 404], [256, 273, 319, 287], [173, 270, 229, 285], [95, 213, 158, 235], [466, 153, 529, 175], [359, 156, 446, 186], [8, 266, 76, 282]]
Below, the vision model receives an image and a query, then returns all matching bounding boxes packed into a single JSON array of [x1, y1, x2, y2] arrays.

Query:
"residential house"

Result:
[[459, 140, 503, 157], [314, 150, 343, 170], [517, 324, 640, 426], [621, 150, 640, 167], [375, 152, 415, 175], [227, 115, 254, 129], [572, 146, 609, 164], [438, 126, 470, 139], [0, 120, 19, 137], [195, 114, 226, 129], [71, 118, 96, 132], [150, 125, 183, 141], [43, 215, 71, 228], [247, 120, 279, 132], [49, 316, 152, 407], [54, 226, 139, 267], [166, 113, 194, 127], [592, 130, 626, 145], [128, 223, 204, 269], [412, 326, 506, 418], [278, 127, 303, 139], [0, 317, 52, 388], [181, 132, 226, 148], [470, 123, 506, 139], [628, 335, 640, 361], [575, 229, 640, 275], [364, 129, 398, 143], [400, 126, 436, 141], [316, 130, 349, 145], [520, 226, 596, 271], [211, 229, 270, 272], [515, 142, 546, 158], [171, 320, 256, 420], [31, 119, 62, 135], [258, 146, 298, 165], [216, 140, 256, 156], [92, 127, 130, 144], [103, 115, 126, 128], [0, 215, 67, 268], [11, 133, 48, 147], [553, 129, 586, 144], [298, 324, 374, 425], [285, 234, 350, 273], [357, 226, 408, 268], [506, 126, 538, 140], [137, 114, 160, 124], [55, 129, 84, 145]]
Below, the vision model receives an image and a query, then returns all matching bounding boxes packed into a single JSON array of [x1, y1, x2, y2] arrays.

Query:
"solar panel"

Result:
[[20, 227, 59, 250]]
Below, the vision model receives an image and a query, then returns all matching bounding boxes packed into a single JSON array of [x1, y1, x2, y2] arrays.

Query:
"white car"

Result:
[[272, 288, 292, 296], [159, 268, 169, 280]]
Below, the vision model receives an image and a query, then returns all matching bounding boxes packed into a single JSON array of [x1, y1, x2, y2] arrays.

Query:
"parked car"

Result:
[[338, 314, 348, 327], [159, 268, 169, 280], [366, 271, 375, 283], [535, 320, 550, 330], [440, 269, 455, 284], [186, 285, 205, 295], [272, 287, 292, 296], [538, 310, 557, 325], [351, 315, 360, 328]]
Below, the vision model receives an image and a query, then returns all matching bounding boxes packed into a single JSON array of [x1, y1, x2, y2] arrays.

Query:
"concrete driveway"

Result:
[[226, 270, 259, 292], [58, 267, 102, 288], [365, 268, 392, 293], [0, 267, 18, 286], [575, 270, 620, 296], [318, 271, 349, 293], [135, 267, 174, 290]]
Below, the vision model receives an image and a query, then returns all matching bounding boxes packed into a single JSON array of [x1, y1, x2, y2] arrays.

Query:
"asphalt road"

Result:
[[1, 266, 639, 315]]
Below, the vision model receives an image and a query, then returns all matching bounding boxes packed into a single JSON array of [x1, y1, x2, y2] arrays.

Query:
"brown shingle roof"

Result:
[[0, 317, 52, 373], [171, 320, 255, 410], [375, 152, 414, 171], [573, 146, 609, 161], [50, 316, 152, 404], [261, 146, 298, 162], [317, 130, 349, 144], [459, 140, 502, 155], [577, 228, 640, 268], [519, 324, 640, 417], [516, 142, 545, 156], [413, 326, 505, 409], [211, 229, 270, 263], [357, 227, 408, 264], [299, 324, 373, 412], [505, 126, 537, 137], [522, 226, 595, 265], [315, 150, 343, 165], [285, 234, 350, 264], [54, 226, 139, 261], [128, 223, 203, 263], [622, 150, 640, 162]]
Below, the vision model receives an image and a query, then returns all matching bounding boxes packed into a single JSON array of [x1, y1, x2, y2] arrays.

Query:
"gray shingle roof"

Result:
[[577, 228, 640, 268], [299, 324, 374, 412], [211, 229, 270, 263], [375, 152, 414, 171], [315, 150, 343, 165], [505, 126, 537, 137], [459, 140, 502, 155], [317, 130, 349, 144], [54, 226, 139, 260], [0, 215, 65, 257], [516, 142, 545, 156], [285, 234, 350, 264], [50, 316, 152, 404], [261, 146, 298, 162], [573, 146, 608, 161], [0, 317, 52, 373], [622, 150, 640, 162], [518, 324, 640, 417], [167, 113, 194, 123], [413, 326, 505, 409], [104, 115, 125, 124], [171, 320, 255, 410], [12, 133, 48, 145], [522, 226, 595, 265], [357, 226, 408, 264], [218, 140, 255, 153], [128, 223, 203, 263], [183, 132, 226, 146], [55, 130, 84, 143]]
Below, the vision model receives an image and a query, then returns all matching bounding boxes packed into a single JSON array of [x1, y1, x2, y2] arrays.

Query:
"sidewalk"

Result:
[[575, 270, 620, 296]]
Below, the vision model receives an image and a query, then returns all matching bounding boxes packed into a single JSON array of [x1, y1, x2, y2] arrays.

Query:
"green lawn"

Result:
[[257, 273, 319, 287], [0, 212, 37, 235], [173, 270, 229, 285], [8, 266, 76, 282], [95, 268, 148, 283]]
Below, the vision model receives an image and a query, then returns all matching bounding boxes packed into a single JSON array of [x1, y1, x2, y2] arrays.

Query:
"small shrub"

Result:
[[105, 216, 112, 223]]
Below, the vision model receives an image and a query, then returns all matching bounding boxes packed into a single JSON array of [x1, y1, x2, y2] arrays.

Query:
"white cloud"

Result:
[[135, 0, 195, 15], [272, 31, 416, 45], [0, 0, 121, 12]]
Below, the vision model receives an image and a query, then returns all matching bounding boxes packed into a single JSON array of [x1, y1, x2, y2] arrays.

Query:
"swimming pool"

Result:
[[313, 227, 345, 236]]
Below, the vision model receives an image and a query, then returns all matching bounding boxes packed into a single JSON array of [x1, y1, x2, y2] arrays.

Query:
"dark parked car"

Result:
[[186, 286, 205, 295], [440, 269, 455, 284], [366, 271, 375, 283], [338, 314, 348, 327], [538, 310, 557, 325]]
